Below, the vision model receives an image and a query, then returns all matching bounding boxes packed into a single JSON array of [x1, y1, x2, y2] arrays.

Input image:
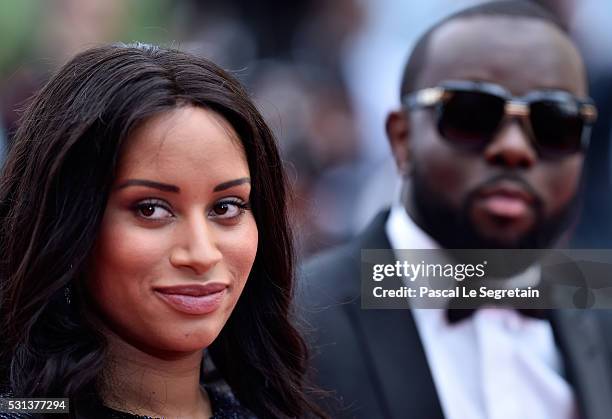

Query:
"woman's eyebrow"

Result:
[[116, 179, 180, 193], [213, 177, 251, 192]]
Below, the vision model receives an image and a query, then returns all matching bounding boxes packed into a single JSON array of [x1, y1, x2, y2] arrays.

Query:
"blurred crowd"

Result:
[[1, 0, 611, 255]]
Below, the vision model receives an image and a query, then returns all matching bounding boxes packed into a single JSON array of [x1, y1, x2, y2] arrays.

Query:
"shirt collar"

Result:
[[385, 203, 440, 250]]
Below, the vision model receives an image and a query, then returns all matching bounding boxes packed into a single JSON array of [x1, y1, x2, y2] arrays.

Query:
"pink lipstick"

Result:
[[154, 283, 228, 315]]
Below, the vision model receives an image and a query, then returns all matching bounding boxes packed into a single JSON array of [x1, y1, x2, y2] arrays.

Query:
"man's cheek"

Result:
[[426, 156, 476, 206], [541, 159, 582, 213]]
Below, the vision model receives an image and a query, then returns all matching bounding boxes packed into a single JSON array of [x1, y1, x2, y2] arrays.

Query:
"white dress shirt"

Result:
[[385, 204, 579, 419]]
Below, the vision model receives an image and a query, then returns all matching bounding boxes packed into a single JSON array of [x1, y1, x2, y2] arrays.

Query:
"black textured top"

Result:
[[96, 385, 256, 419], [0, 385, 256, 419]]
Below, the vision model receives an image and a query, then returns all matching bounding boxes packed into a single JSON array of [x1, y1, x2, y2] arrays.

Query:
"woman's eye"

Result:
[[209, 200, 249, 219], [135, 201, 173, 220]]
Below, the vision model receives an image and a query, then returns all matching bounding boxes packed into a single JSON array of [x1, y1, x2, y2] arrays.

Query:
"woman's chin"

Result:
[[150, 329, 222, 355]]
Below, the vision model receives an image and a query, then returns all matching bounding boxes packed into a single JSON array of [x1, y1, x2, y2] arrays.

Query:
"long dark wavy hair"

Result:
[[0, 44, 323, 418]]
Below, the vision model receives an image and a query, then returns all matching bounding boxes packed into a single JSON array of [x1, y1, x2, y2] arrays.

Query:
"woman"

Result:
[[0, 44, 324, 418]]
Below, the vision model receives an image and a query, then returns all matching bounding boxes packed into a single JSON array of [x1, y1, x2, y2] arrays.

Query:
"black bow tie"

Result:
[[446, 307, 548, 324]]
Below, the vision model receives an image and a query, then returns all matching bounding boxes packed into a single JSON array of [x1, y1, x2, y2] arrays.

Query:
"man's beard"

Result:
[[410, 172, 580, 250]]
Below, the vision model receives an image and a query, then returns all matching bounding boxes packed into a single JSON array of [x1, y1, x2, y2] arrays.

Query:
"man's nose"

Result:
[[170, 218, 223, 276], [483, 119, 537, 168]]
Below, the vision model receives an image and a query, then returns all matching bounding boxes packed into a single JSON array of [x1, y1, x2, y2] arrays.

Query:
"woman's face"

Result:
[[87, 106, 258, 356]]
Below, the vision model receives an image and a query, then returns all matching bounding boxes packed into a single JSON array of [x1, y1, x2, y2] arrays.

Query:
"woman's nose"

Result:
[[169, 216, 222, 276]]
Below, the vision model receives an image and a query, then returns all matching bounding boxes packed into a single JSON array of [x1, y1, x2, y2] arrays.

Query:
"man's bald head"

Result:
[[400, 0, 571, 98]]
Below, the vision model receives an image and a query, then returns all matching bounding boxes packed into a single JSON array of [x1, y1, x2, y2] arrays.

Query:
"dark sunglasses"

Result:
[[402, 80, 598, 158]]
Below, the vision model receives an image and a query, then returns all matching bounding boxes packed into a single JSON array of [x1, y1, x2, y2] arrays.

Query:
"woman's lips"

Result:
[[154, 283, 228, 315]]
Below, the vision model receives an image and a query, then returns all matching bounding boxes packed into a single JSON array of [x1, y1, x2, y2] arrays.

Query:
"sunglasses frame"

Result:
[[402, 80, 598, 157]]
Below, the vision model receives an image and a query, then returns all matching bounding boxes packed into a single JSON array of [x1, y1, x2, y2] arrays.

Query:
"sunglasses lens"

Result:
[[438, 91, 505, 148], [530, 100, 584, 156]]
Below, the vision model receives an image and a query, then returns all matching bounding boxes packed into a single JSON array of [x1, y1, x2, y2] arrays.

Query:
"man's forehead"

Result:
[[417, 16, 586, 96]]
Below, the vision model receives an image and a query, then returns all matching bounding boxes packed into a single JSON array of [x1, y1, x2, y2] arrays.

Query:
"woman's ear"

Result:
[[385, 110, 411, 176]]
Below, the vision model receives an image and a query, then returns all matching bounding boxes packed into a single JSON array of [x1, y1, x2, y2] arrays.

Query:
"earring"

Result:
[[64, 283, 72, 305], [64, 264, 74, 305]]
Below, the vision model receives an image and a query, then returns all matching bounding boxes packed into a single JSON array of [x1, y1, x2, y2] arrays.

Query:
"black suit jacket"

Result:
[[298, 210, 612, 419]]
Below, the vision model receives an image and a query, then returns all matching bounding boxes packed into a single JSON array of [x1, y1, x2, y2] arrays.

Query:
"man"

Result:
[[300, 2, 612, 418]]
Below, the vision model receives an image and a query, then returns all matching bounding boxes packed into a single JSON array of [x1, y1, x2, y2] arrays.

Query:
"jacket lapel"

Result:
[[345, 211, 445, 419], [551, 310, 612, 419]]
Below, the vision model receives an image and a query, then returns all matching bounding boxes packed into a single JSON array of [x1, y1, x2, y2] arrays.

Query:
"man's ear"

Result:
[[386, 110, 411, 176]]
